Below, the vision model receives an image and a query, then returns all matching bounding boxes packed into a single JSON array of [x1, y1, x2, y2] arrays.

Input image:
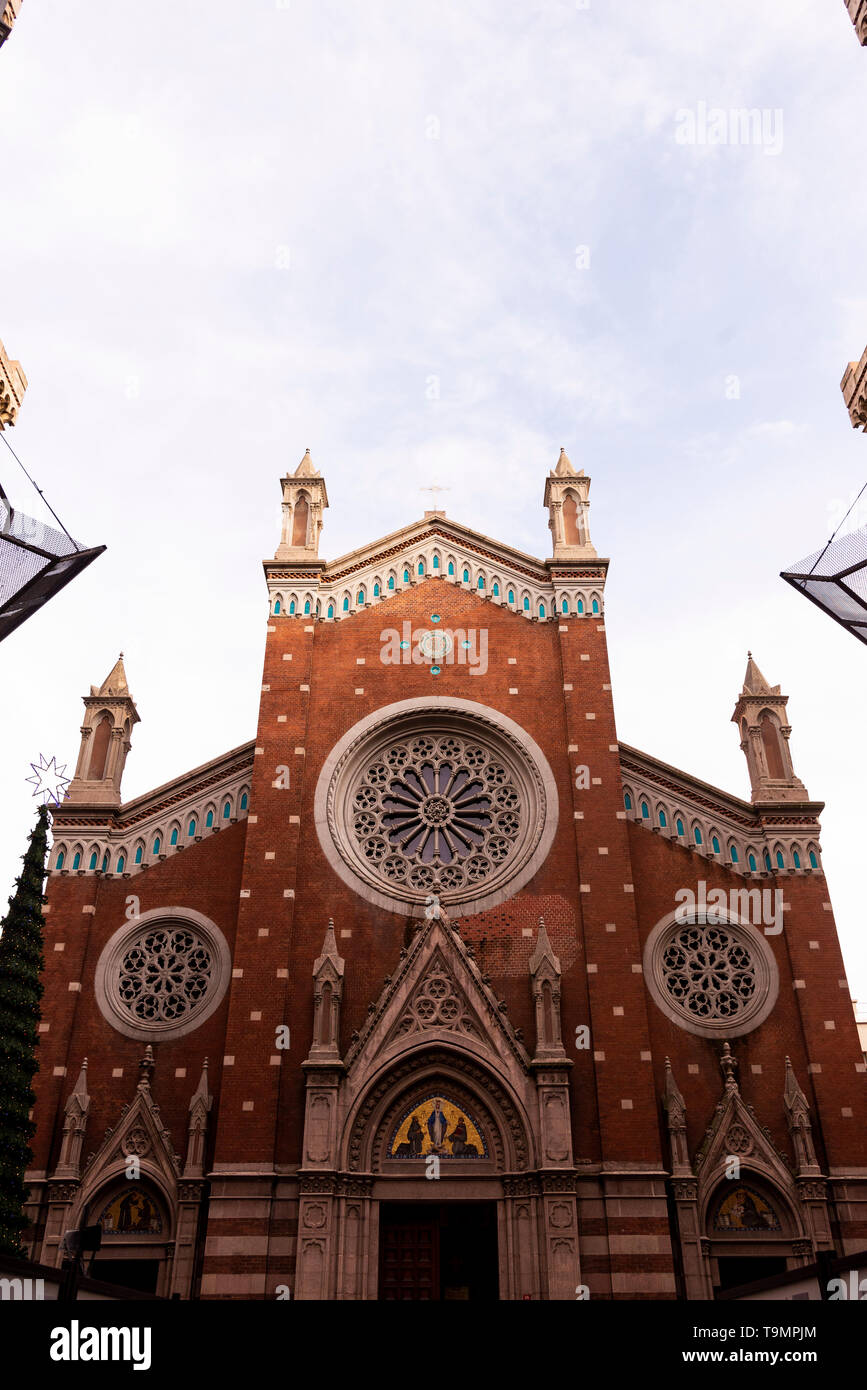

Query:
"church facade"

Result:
[[25, 451, 867, 1299]]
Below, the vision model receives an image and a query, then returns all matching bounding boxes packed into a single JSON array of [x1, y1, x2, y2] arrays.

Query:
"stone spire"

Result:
[[731, 654, 808, 803], [529, 918, 566, 1058], [307, 919, 345, 1061], [783, 1057, 821, 1175], [719, 1042, 739, 1092], [662, 1057, 692, 1176], [543, 446, 597, 561], [275, 448, 329, 561], [66, 654, 140, 807], [184, 1059, 213, 1178], [53, 1059, 90, 1179], [0, 333, 27, 427]]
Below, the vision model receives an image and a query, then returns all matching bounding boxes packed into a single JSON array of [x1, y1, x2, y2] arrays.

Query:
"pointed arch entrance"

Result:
[[293, 912, 582, 1301]]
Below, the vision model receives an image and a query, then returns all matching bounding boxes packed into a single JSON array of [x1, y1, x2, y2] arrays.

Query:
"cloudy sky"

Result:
[[2, 2, 866, 995]]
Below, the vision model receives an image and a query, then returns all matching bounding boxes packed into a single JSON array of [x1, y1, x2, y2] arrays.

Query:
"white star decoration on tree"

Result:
[[26, 754, 71, 807]]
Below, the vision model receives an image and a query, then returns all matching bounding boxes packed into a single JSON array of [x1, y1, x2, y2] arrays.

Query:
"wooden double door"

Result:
[[378, 1201, 499, 1301]]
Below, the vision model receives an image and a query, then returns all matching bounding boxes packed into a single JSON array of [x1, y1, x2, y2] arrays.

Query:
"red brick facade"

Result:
[[25, 461, 867, 1300]]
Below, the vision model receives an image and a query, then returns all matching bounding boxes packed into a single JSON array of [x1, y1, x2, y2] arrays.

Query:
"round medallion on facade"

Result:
[[94, 907, 231, 1041], [642, 909, 779, 1039], [315, 697, 559, 916]]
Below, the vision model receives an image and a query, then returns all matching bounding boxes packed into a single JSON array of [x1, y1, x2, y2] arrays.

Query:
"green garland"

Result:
[[0, 806, 47, 1257]]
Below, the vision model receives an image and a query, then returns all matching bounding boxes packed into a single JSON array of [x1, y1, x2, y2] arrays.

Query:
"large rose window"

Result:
[[315, 699, 558, 915]]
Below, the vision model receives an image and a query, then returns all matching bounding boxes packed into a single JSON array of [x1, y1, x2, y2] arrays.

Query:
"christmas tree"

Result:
[[0, 806, 48, 1257]]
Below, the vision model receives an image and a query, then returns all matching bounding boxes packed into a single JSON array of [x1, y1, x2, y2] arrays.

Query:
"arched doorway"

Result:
[[85, 1180, 173, 1295]]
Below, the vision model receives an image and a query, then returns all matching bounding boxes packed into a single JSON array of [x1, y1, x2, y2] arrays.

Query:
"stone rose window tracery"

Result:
[[316, 699, 559, 916], [643, 911, 779, 1039], [351, 734, 521, 895], [118, 926, 214, 1025], [661, 923, 757, 1022], [95, 908, 231, 1041]]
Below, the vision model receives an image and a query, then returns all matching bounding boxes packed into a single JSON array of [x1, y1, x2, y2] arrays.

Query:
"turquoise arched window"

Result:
[[418, 562, 424, 576], [343, 597, 349, 611], [304, 599, 311, 614], [508, 589, 514, 604], [403, 569, 410, 582], [134, 846, 143, 865], [478, 576, 484, 589], [659, 810, 667, 829], [492, 582, 499, 596], [72, 851, 82, 870], [809, 850, 818, 869], [640, 800, 649, 819], [206, 810, 214, 828], [188, 818, 196, 837], [462, 568, 469, 583], [776, 850, 784, 869], [762, 851, 771, 871], [447, 562, 454, 576], [730, 845, 739, 864], [793, 850, 801, 869], [539, 603, 545, 618], [388, 575, 395, 590], [289, 600, 296, 615], [676, 818, 684, 837], [116, 854, 125, 873], [170, 827, 179, 846], [327, 604, 334, 618], [712, 835, 720, 854], [373, 583, 380, 597], [357, 590, 365, 605], [592, 598, 600, 614], [88, 851, 97, 870], [748, 852, 757, 872], [694, 826, 703, 846], [523, 596, 530, 611], [433, 556, 440, 570], [240, 792, 248, 811], [152, 836, 161, 855], [101, 852, 109, 872], [577, 598, 584, 614], [56, 851, 65, 871], [561, 598, 568, 613], [273, 599, 281, 614], [223, 800, 231, 819], [624, 793, 632, 811]]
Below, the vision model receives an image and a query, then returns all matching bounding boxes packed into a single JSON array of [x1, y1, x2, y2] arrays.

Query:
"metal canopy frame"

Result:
[[0, 480, 105, 643], [780, 523, 867, 646]]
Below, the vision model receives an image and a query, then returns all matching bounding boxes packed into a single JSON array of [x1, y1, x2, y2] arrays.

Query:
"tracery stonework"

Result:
[[118, 926, 214, 1026], [315, 698, 559, 917], [393, 956, 482, 1041]]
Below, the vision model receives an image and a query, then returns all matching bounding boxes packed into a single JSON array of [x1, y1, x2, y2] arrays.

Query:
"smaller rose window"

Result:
[[118, 927, 214, 1024], [661, 924, 756, 1021], [643, 911, 778, 1039]]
